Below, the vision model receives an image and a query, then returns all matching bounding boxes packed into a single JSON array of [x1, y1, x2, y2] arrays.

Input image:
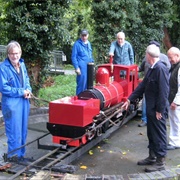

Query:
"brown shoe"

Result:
[[145, 164, 165, 172], [145, 157, 165, 172], [137, 157, 156, 165]]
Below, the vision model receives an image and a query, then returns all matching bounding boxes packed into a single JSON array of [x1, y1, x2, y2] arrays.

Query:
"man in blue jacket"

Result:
[[71, 29, 94, 95], [109, 31, 134, 65], [0, 41, 32, 161]]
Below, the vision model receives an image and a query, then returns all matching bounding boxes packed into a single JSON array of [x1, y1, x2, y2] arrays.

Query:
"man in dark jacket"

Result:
[[123, 44, 169, 172], [138, 40, 171, 127]]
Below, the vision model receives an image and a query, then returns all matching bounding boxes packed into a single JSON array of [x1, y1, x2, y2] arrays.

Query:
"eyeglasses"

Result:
[[81, 34, 87, 37], [8, 53, 20, 56]]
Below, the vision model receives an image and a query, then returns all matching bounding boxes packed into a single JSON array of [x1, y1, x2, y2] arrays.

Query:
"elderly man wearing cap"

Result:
[[71, 29, 94, 95], [123, 44, 169, 172], [138, 40, 171, 127]]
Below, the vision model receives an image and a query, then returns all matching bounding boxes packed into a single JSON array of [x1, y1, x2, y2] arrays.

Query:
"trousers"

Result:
[[168, 106, 180, 147]]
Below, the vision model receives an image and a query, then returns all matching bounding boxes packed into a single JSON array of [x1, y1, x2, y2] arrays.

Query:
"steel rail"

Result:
[[8, 147, 60, 180]]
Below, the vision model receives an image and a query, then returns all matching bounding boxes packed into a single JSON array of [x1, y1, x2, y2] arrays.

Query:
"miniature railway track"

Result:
[[6, 110, 137, 180]]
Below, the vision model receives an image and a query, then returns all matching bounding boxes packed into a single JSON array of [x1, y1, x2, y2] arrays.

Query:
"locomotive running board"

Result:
[[51, 110, 137, 166]]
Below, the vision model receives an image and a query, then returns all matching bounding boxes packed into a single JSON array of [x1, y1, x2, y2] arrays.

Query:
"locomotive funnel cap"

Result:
[[80, 29, 88, 35]]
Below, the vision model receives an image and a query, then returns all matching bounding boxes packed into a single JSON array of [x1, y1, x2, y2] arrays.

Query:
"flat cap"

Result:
[[80, 29, 88, 35]]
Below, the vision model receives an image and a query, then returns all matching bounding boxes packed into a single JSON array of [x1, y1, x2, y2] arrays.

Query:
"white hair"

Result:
[[146, 44, 160, 58], [116, 31, 125, 38], [167, 47, 180, 56]]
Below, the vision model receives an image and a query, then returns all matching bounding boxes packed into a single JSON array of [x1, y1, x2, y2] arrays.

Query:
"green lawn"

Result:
[[36, 74, 76, 106]]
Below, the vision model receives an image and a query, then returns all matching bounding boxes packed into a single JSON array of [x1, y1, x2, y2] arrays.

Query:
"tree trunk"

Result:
[[30, 66, 40, 84], [163, 27, 172, 50]]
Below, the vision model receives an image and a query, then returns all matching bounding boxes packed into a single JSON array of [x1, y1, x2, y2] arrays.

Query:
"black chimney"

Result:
[[87, 63, 94, 89]]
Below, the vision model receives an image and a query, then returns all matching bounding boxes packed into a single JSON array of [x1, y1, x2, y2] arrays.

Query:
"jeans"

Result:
[[141, 94, 147, 123]]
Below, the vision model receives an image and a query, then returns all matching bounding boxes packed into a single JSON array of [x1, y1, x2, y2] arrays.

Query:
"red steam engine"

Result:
[[47, 60, 141, 147]]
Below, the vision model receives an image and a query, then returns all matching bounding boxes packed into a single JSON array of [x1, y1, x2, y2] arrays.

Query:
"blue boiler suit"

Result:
[[0, 58, 31, 158], [128, 61, 169, 158], [71, 39, 94, 95]]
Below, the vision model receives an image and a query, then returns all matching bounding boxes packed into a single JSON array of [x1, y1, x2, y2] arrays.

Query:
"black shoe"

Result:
[[138, 121, 147, 127], [167, 144, 180, 150], [17, 157, 34, 166], [137, 157, 156, 165], [6, 156, 19, 163]]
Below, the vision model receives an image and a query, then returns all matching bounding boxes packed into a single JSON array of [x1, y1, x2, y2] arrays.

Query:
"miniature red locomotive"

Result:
[[47, 60, 141, 147]]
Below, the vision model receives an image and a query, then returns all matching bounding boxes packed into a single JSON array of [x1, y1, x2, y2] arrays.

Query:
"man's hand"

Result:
[[109, 53, 114, 56], [170, 102, 178, 110], [156, 112, 162, 120], [75, 68, 81, 75], [122, 99, 130, 110], [24, 89, 31, 99]]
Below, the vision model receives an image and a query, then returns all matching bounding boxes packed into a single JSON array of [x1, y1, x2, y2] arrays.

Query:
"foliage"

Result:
[[91, 0, 142, 64], [91, 0, 173, 65], [0, 0, 8, 44], [63, 64, 74, 70], [37, 74, 76, 105], [61, 0, 94, 64], [137, 0, 173, 56], [166, 0, 180, 47], [3, 0, 71, 94]]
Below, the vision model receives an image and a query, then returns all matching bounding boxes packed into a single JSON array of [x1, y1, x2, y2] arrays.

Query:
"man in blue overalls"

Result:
[[0, 41, 32, 161], [71, 29, 94, 95]]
